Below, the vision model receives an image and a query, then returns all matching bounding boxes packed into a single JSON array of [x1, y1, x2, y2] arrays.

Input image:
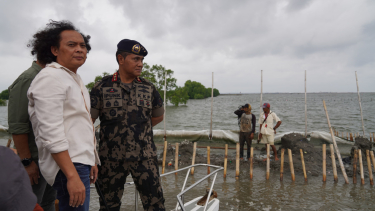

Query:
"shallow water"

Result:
[[1, 93, 375, 210]]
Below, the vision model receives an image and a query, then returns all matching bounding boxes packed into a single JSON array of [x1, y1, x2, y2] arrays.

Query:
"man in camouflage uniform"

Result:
[[90, 39, 165, 211]]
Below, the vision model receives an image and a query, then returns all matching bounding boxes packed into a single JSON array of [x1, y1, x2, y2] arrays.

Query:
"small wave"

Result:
[[153, 130, 355, 145]]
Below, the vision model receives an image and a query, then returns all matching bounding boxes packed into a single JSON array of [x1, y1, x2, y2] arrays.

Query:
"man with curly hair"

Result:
[[27, 20, 100, 211], [8, 36, 56, 211]]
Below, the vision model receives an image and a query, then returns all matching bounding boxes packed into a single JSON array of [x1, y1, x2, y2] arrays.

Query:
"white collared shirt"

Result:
[[28, 62, 100, 185], [259, 110, 281, 135]]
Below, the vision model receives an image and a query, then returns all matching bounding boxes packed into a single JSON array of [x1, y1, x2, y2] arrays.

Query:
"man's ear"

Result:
[[51, 46, 58, 56], [117, 54, 124, 64]]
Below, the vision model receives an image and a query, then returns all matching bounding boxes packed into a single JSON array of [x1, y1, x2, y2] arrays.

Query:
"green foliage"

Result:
[[0, 99, 6, 106], [86, 72, 111, 92], [184, 80, 220, 99], [0, 89, 9, 100], [141, 63, 189, 106]]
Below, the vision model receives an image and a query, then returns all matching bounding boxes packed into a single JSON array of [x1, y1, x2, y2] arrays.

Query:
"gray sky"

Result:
[[1, 0, 374, 93]]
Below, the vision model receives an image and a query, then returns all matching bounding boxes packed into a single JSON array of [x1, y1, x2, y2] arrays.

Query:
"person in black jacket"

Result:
[[234, 104, 256, 160]]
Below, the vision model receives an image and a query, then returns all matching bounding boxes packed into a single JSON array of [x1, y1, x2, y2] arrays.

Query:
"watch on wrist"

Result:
[[21, 158, 33, 167]]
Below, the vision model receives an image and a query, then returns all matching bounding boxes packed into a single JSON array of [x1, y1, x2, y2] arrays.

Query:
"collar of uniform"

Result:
[[31, 61, 43, 73], [116, 71, 142, 86]]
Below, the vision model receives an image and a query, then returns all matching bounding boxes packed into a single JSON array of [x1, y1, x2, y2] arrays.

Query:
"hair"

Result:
[[27, 20, 91, 65], [115, 51, 130, 64]]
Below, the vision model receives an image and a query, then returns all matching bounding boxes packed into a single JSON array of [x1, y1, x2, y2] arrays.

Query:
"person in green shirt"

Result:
[[8, 59, 57, 211]]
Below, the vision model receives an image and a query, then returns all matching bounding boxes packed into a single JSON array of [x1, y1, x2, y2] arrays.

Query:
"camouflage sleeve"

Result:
[[90, 81, 102, 120], [151, 86, 164, 117]]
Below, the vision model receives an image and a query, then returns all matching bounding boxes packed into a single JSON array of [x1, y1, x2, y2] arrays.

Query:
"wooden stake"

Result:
[[358, 149, 364, 185], [323, 144, 326, 182], [207, 146, 211, 174], [323, 101, 349, 184], [353, 149, 357, 184], [330, 144, 338, 182], [250, 147, 253, 179], [209, 72, 214, 140], [6, 139, 11, 148], [236, 143, 240, 178], [355, 71, 366, 136], [266, 144, 270, 180], [366, 150, 373, 185], [370, 151, 375, 174], [305, 70, 307, 138], [163, 72, 167, 141], [288, 149, 295, 181], [258, 70, 263, 142], [224, 144, 228, 178], [300, 149, 307, 182], [162, 141, 167, 174], [175, 143, 179, 175], [191, 142, 197, 175], [280, 148, 285, 181], [350, 133, 353, 141]]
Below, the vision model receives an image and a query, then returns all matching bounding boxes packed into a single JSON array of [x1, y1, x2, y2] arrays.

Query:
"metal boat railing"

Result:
[[123, 163, 223, 211]]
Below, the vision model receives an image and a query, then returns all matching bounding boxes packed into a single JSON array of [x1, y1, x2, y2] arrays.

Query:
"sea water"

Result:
[[1, 93, 375, 210]]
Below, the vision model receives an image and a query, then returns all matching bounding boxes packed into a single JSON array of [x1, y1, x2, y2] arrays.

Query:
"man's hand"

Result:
[[90, 164, 98, 184], [26, 161, 40, 185], [250, 133, 254, 140], [67, 175, 86, 207]]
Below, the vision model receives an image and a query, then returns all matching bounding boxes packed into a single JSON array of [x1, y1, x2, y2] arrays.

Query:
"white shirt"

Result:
[[258, 110, 281, 135], [28, 62, 100, 185]]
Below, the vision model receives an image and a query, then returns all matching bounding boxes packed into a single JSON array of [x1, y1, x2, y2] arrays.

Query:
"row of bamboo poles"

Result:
[[161, 141, 375, 185], [332, 129, 375, 142]]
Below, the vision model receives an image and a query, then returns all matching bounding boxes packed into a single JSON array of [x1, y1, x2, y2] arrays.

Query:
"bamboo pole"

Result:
[[370, 133, 372, 142], [371, 151, 375, 174], [162, 141, 167, 174], [224, 144, 228, 178], [355, 71, 366, 137], [163, 71, 167, 141], [288, 149, 295, 181], [358, 149, 364, 185], [350, 133, 353, 141], [191, 142, 197, 175], [353, 149, 357, 184], [250, 147, 253, 179], [323, 100, 349, 184], [175, 143, 179, 175], [300, 149, 307, 182], [236, 143, 240, 178], [207, 146, 211, 174], [209, 72, 214, 140], [258, 70, 263, 142], [305, 70, 307, 138], [366, 150, 373, 185], [280, 148, 285, 181], [330, 144, 338, 182], [6, 139, 11, 148], [266, 144, 270, 180], [323, 144, 326, 182]]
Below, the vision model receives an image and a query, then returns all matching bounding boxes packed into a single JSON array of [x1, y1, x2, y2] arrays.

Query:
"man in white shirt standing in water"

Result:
[[259, 103, 282, 161]]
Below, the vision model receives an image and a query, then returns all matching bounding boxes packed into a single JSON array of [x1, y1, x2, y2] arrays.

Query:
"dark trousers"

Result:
[[97, 158, 165, 211], [239, 132, 252, 158], [53, 163, 91, 211]]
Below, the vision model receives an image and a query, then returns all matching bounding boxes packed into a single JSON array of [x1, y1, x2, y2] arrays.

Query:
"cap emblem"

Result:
[[132, 44, 141, 54]]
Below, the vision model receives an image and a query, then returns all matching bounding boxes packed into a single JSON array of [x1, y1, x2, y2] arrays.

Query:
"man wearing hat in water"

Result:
[[90, 39, 165, 211], [234, 104, 256, 160], [259, 103, 282, 161]]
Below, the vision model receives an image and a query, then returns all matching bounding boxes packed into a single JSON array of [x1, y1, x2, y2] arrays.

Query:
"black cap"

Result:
[[117, 39, 148, 56]]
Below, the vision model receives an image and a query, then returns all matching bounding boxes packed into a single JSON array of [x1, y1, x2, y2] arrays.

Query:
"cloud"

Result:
[[0, 0, 374, 93]]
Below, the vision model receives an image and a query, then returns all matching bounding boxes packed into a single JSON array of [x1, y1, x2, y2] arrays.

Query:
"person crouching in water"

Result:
[[234, 104, 256, 161], [259, 103, 282, 161]]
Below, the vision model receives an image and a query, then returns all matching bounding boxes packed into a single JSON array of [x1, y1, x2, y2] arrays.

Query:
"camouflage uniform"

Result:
[[90, 72, 165, 211]]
